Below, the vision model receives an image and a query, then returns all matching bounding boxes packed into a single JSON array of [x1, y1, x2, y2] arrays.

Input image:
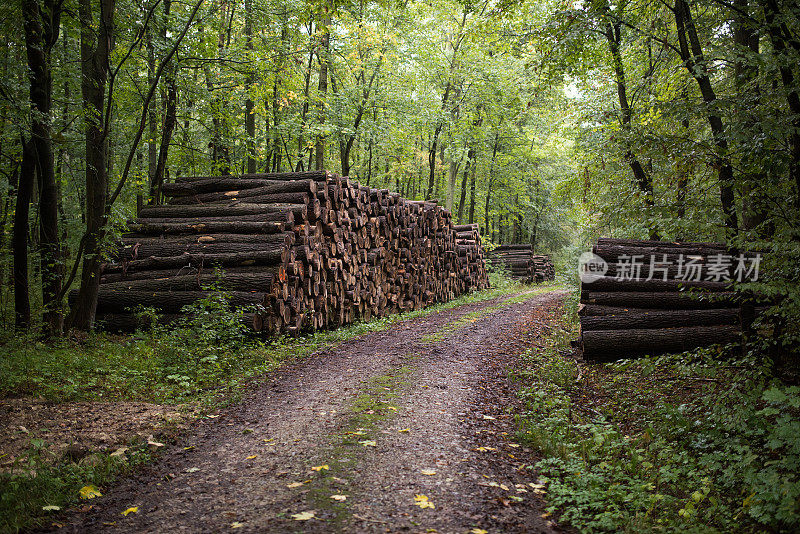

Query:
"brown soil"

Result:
[[51, 289, 570, 533], [0, 400, 187, 471]]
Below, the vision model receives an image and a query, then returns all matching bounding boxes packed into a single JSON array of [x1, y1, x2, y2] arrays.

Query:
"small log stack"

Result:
[[487, 244, 555, 283], [82, 171, 490, 334], [579, 238, 760, 361]]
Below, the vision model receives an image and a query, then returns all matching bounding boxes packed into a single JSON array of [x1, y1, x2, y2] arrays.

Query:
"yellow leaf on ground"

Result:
[[413, 494, 435, 509], [330, 494, 347, 501], [470, 529, 489, 534], [230, 521, 245, 529], [42, 505, 61, 512], [398, 428, 410, 433], [121, 507, 138, 516], [359, 440, 377, 447], [499, 484, 510, 491], [311, 465, 329, 471], [420, 469, 437, 476], [287, 482, 306, 488], [291, 511, 316, 521], [482, 415, 496, 420], [246, 455, 257, 459], [79, 485, 102, 499]]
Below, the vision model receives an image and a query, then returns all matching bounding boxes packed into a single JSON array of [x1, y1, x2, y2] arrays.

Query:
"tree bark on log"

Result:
[[581, 308, 739, 331], [582, 325, 740, 361]]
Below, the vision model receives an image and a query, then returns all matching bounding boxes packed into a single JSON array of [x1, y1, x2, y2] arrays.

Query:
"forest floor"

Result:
[[34, 288, 570, 533]]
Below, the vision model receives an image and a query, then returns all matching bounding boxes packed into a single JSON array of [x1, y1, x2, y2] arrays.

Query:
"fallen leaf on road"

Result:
[[359, 440, 377, 447], [42, 505, 61, 512], [470, 529, 488, 534], [398, 428, 410, 433], [499, 484, 509, 491], [79, 485, 102, 499], [311, 465, 329, 471], [147, 436, 164, 448], [481, 415, 496, 420], [413, 494, 435, 509], [246, 455, 257, 459], [475, 447, 496, 452], [230, 521, 245, 528], [420, 469, 437, 476], [121, 507, 138, 516], [185, 467, 200, 473], [286, 481, 307, 488], [330, 494, 347, 501], [291, 511, 316, 521]]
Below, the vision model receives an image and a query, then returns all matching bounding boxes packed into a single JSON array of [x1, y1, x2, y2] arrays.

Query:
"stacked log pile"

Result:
[[579, 238, 760, 361], [487, 244, 555, 283], [87, 171, 490, 333]]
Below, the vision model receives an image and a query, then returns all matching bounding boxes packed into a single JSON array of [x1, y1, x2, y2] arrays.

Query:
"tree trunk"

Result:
[[315, 15, 331, 170], [244, 0, 257, 174], [69, 0, 115, 331], [675, 0, 738, 233], [13, 140, 35, 329], [457, 145, 474, 223], [468, 153, 477, 224], [761, 0, 800, 208], [22, 0, 63, 335], [600, 3, 658, 239]]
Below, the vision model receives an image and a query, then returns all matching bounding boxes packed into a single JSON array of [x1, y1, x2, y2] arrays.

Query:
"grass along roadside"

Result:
[[513, 294, 800, 532]]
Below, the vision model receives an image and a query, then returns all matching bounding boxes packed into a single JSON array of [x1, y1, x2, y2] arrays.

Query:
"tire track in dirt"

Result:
[[59, 289, 569, 533]]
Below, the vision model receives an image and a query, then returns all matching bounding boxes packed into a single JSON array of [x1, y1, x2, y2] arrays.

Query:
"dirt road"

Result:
[[61, 289, 569, 533]]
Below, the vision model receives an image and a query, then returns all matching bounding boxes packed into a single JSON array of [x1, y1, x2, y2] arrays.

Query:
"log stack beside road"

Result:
[[579, 238, 760, 361], [82, 171, 490, 334], [487, 244, 555, 283]]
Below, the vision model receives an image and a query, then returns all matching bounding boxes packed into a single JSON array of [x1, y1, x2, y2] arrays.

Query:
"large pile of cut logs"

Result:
[[86, 171, 490, 334], [579, 238, 760, 361], [487, 245, 555, 283]]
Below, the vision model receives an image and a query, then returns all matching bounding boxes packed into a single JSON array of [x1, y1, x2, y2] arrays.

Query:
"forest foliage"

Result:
[[2, 0, 799, 346]]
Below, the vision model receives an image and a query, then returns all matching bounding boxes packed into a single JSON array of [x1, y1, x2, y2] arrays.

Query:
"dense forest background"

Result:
[[1, 0, 799, 351]]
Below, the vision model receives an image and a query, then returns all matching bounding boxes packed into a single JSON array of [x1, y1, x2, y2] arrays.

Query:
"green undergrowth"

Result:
[[0, 282, 528, 407], [514, 297, 800, 533], [0, 440, 152, 533]]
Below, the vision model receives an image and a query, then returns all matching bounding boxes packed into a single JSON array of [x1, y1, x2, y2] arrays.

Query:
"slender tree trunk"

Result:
[[69, 0, 115, 330], [675, 0, 738, 233], [457, 145, 474, 222], [13, 140, 35, 330], [150, 67, 177, 203], [315, 15, 330, 170], [22, 0, 63, 335], [468, 154, 477, 224], [244, 0, 257, 174], [761, 0, 800, 207], [144, 17, 157, 211], [600, 4, 657, 238]]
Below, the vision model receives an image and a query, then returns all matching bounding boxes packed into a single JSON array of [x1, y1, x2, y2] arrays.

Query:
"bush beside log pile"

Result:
[[83, 171, 490, 334], [579, 238, 760, 361], [487, 244, 555, 283]]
